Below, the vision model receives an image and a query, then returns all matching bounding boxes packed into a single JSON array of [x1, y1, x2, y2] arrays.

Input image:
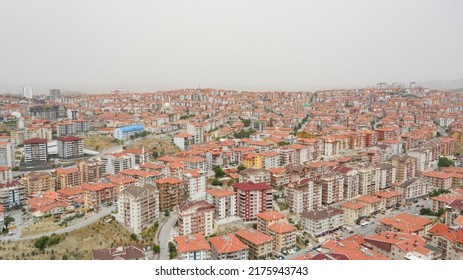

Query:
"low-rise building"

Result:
[[82, 182, 117, 209], [374, 190, 402, 209], [393, 177, 431, 203], [378, 213, 434, 236], [234, 228, 274, 260], [427, 223, 463, 260], [267, 221, 297, 252], [256, 210, 285, 234], [364, 232, 430, 260], [208, 234, 249, 260], [356, 195, 382, 216], [340, 201, 367, 226], [175, 233, 211, 260], [301, 206, 344, 237], [113, 125, 144, 140]]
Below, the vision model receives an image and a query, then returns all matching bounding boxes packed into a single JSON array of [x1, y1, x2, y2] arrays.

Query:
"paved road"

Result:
[[158, 214, 178, 260], [0, 207, 112, 242]]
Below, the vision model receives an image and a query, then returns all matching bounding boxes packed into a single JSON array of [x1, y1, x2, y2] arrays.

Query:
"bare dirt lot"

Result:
[[0, 217, 134, 260], [84, 135, 121, 151]]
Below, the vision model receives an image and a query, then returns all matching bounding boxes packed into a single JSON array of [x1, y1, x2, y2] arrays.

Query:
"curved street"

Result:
[[158, 214, 177, 260]]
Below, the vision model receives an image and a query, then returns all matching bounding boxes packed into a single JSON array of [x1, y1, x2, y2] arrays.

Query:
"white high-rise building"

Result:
[[117, 184, 159, 234], [22, 87, 33, 99], [0, 142, 14, 167]]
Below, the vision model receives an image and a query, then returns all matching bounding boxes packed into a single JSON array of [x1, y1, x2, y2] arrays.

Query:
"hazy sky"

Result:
[[1, 0, 462, 93]]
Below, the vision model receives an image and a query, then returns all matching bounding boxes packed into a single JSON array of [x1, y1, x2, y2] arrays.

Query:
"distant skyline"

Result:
[[1, 1, 462, 94]]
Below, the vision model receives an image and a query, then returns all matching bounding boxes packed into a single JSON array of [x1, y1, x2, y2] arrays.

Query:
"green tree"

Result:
[[277, 141, 290, 146], [130, 233, 138, 241], [213, 166, 225, 178], [438, 157, 453, 167], [61, 255, 68, 260], [164, 210, 170, 217], [237, 164, 246, 172], [34, 236, 50, 251], [168, 242, 177, 259], [212, 178, 223, 186], [152, 244, 160, 254]]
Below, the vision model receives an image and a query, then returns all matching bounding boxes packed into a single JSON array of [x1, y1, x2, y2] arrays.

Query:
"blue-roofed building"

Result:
[[114, 125, 144, 140]]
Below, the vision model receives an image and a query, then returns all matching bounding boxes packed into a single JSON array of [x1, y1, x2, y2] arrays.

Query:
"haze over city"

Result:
[[1, 0, 463, 93]]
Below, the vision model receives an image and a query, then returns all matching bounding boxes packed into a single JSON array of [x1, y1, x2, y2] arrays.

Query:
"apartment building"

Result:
[[0, 142, 13, 167], [378, 213, 433, 236], [102, 153, 136, 175], [256, 210, 285, 234], [175, 233, 211, 260], [82, 182, 117, 209], [56, 187, 83, 205], [186, 123, 205, 144], [424, 171, 453, 190], [332, 165, 359, 200], [268, 221, 297, 253], [393, 177, 431, 202], [116, 184, 159, 234], [356, 195, 382, 216], [234, 228, 274, 260], [285, 178, 322, 214], [56, 122, 75, 137], [232, 182, 272, 222], [358, 166, 380, 196], [209, 234, 249, 260], [23, 171, 55, 197], [78, 159, 104, 183], [319, 173, 344, 205], [183, 169, 206, 201], [178, 200, 214, 236], [57, 136, 84, 159], [0, 180, 26, 208], [374, 190, 403, 209], [364, 232, 430, 260], [260, 151, 281, 169], [54, 167, 82, 189], [427, 223, 463, 260], [155, 177, 186, 212], [301, 206, 344, 237], [238, 168, 271, 184], [340, 201, 367, 226], [205, 188, 237, 222], [0, 166, 12, 183], [173, 133, 194, 151], [269, 167, 288, 189], [390, 155, 417, 183], [23, 138, 48, 164]]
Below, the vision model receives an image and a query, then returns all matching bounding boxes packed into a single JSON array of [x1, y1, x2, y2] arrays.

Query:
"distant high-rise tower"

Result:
[[49, 89, 61, 100], [23, 87, 33, 99], [410, 82, 416, 89]]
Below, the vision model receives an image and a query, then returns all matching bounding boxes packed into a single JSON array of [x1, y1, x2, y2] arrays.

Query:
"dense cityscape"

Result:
[[0, 83, 462, 260]]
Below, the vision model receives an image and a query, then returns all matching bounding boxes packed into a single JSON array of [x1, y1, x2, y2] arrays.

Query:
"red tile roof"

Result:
[[208, 234, 249, 254], [175, 233, 211, 253]]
